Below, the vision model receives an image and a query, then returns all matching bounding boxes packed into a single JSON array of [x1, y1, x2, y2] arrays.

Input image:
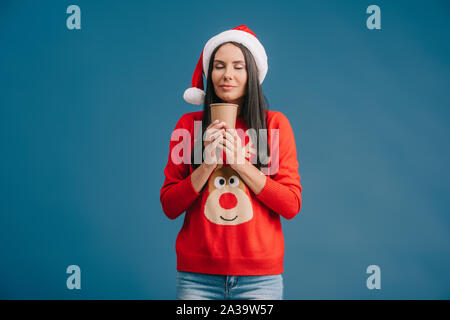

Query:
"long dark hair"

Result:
[[190, 41, 271, 172]]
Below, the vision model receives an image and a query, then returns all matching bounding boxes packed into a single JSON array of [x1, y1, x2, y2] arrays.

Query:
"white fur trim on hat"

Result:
[[183, 87, 206, 105], [202, 29, 268, 84]]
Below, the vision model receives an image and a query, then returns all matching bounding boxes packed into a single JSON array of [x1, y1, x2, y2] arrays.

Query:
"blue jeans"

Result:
[[176, 271, 283, 300]]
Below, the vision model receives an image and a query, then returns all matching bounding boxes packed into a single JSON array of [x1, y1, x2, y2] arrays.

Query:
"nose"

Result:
[[224, 67, 233, 80], [219, 192, 238, 209], [223, 73, 232, 80]]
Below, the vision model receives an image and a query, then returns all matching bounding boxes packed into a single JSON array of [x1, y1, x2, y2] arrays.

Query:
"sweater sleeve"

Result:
[[255, 112, 302, 220], [160, 114, 201, 220]]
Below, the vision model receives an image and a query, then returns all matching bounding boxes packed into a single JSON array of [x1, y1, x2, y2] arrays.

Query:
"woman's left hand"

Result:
[[218, 122, 247, 172]]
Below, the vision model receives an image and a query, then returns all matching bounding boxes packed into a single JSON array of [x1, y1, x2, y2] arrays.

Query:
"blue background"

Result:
[[1, 0, 449, 299]]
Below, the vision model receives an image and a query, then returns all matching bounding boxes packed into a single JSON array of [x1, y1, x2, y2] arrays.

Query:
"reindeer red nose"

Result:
[[219, 192, 238, 209]]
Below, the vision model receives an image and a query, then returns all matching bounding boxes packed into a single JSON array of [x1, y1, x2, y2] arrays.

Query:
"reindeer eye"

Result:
[[228, 175, 239, 187], [214, 176, 226, 189]]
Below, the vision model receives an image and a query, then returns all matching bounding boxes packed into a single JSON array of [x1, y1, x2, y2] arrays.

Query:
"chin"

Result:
[[219, 95, 239, 103]]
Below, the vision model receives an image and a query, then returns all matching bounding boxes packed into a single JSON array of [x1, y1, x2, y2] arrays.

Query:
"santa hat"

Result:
[[183, 25, 268, 105]]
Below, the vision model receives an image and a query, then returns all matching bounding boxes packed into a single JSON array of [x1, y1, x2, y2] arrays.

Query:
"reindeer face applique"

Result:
[[204, 165, 253, 226]]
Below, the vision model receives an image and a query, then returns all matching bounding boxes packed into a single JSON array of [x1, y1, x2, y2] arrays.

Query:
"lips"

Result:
[[220, 85, 235, 90]]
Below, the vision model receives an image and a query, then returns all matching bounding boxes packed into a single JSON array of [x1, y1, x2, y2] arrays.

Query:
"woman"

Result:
[[160, 25, 302, 300]]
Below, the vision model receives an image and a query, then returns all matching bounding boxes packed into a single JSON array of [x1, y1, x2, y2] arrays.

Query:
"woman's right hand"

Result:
[[203, 120, 225, 168], [190, 120, 225, 193]]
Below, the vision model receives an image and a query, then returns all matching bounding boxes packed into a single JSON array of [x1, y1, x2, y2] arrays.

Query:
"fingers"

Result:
[[204, 128, 225, 146], [208, 131, 243, 165], [205, 121, 226, 141], [219, 129, 246, 164], [204, 121, 236, 151], [206, 119, 219, 128], [204, 137, 221, 165], [216, 142, 231, 155], [207, 120, 226, 130], [221, 130, 242, 150], [222, 130, 236, 142], [210, 135, 222, 149], [210, 130, 224, 145], [217, 132, 233, 154], [221, 121, 235, 129]]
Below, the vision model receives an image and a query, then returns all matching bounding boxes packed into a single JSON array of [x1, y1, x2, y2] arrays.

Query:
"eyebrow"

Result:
[[214, 59, 246, 64]]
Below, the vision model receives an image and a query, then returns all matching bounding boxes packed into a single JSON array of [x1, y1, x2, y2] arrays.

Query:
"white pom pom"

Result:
[[183, 87, 205, 105]]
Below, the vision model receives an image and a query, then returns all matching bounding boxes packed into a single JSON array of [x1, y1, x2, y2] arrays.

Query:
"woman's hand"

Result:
[[217, 122, 247, 172], [203, 120, 226, 169]]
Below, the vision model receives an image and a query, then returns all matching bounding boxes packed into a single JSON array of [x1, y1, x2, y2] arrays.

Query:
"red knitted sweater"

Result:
[[160, 110, 302, 275]]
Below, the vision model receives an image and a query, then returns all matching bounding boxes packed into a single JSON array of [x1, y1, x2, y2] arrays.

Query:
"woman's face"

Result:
[[211, 43, 247, 107]]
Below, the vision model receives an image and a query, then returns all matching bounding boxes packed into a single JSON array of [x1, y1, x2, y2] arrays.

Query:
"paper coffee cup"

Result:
[[210, 103, 238, 128]]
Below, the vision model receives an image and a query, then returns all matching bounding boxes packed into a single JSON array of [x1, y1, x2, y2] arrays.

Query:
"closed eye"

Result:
[[215, 66, 244, 70]]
